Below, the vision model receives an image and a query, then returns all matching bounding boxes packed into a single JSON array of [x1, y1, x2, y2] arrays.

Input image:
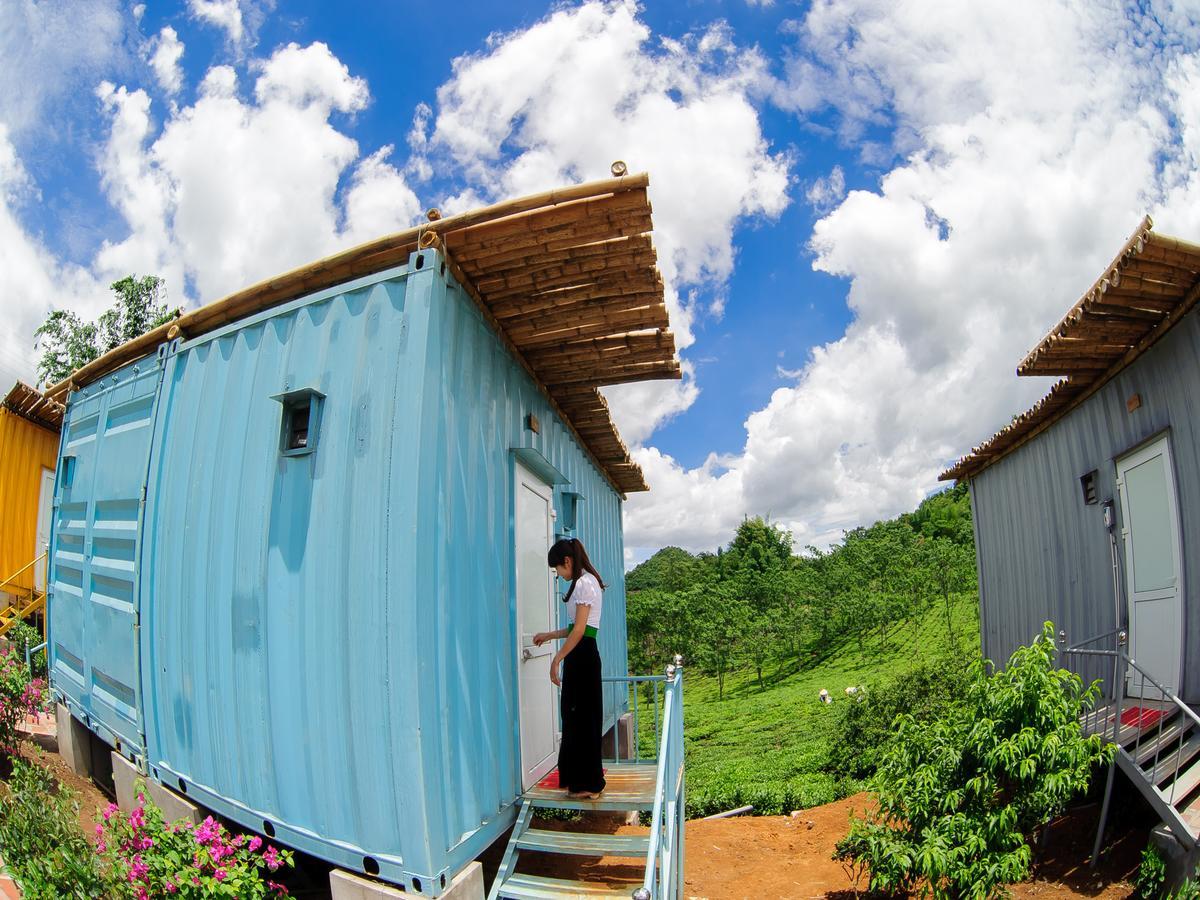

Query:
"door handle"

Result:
[[523, 648, 533, 661]]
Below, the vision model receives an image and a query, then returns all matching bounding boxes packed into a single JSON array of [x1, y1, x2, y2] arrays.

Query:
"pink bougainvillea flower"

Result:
[[263, 845, 282, 871], [249, 835, 263, 852]]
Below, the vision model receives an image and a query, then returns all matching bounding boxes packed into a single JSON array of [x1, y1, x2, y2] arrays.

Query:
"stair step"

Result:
[[1177, 793, 1200, 839], [1150, 732, 1200, 787], [496, 873, 636, 899], [1118, 707, 1179, 750], [1134, 719, 1194, 766], [515, 828, 649, 857], [1168, 756, 1200, 808]]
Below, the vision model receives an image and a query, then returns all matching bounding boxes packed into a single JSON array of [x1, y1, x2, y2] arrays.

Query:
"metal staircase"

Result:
[[489, 660, 685, 900], [0, 553, 47, 640], [1064, 630, 1200, 856]]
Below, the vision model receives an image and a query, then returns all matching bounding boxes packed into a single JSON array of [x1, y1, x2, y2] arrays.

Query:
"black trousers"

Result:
[[558, 636, 606, 793]]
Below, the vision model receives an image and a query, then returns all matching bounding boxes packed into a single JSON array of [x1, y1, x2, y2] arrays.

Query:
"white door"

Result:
[[1117, 435, 1183, 699], [35, 467, 55, 592], [515, 460, 558, 789]]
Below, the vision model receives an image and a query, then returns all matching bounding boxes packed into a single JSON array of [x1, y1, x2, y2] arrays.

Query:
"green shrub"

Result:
[[0, 758, 108, 898], [827, 655, 971, 779], [1137, 844, 1167, 899], [834, 622, 1112, 900], [0, 649, 46, 754], [5, 620, 46, 681]]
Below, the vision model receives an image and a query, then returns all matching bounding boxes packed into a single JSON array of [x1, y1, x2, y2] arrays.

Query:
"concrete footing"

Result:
[[110, 752, 203, 825], [1150, 823, 1200, 891], [56, 703, 92, 779], [329, 862, 483, 900]]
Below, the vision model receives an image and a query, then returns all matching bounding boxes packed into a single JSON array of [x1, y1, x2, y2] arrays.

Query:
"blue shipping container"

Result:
[[49, 247, 632, 894]]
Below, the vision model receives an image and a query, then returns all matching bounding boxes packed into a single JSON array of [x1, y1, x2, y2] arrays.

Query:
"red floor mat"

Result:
[[1120, 706, 1166, 729], [535, 767, 607, 789]]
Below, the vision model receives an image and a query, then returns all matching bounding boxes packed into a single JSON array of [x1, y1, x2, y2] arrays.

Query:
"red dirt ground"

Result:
[[510, 793, 1144, 900]]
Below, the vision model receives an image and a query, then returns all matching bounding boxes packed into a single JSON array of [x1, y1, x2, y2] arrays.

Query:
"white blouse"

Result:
[[565, 572, 603, 630]]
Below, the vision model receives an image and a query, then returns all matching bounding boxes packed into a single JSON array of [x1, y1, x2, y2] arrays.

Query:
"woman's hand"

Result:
[[532, 631, 551, 647], [550, 654, 563, 686]]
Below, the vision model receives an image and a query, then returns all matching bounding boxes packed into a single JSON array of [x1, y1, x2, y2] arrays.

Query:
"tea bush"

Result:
[[826, 653, 971, 779], [834, 623, 1113, 900], [0, 758, 108, 898]]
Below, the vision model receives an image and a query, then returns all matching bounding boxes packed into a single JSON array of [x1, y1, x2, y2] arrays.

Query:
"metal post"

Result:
[[1091, 631, 1126, 868]]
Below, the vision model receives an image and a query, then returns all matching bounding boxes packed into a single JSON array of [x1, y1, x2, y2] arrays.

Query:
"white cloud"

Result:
[[805, 165, 844, 212], [622, 0, 1200, 556], [431, 0, 791, 445], [0, 0, 125, 137], [148, 26, 185, 96], [189, 0, 244, 46], [91, 41, 419, 306]]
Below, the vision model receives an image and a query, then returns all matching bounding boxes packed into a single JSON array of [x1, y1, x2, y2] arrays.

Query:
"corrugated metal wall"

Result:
[[0, 408, 59, 591], [50, 362, 161, 757], [971, 306, 1200, 698], [405, 256, 629, 874], [140, 272, 418, 883]]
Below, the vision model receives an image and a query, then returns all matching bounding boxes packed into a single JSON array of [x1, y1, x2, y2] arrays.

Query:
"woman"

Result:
[[532, 537, 607, 799]]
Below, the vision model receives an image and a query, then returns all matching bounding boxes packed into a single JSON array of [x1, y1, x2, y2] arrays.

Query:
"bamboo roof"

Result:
[[942, 217, 1200, 482], [2, 381, 64, 433], [43, 173, 679, 495]]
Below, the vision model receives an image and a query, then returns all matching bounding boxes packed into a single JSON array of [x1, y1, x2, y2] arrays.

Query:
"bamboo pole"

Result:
[[549, 362, 682, 387], [524, 330, 671, 359], [482, 266, 659, 305], [513, 312, 671, 350], [510, 315, 672, 351], [459, 234, 653, 276], [445, 187, 649, 249], [474, 249, 658, 294], [491, 286, 662, 321]]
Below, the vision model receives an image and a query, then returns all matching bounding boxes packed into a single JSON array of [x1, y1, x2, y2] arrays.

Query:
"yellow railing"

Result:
[[0, 552, 48, 641], [0, 552, 47, 594]]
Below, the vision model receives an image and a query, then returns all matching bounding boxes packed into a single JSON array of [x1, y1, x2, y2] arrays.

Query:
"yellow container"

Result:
[[0, 407, 59, 593]]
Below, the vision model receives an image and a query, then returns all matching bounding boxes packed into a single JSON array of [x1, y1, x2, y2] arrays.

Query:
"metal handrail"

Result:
[[1061, 628, 1200, 862], [0, 553, 47, 592], [602, 673, 668, 765], [633, 657, 685, 900]]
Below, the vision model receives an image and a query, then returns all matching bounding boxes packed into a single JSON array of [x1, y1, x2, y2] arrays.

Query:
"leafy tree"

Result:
[[35, 275, 178, 386], [687, 583, 750, 700], [626, 588, 692, 675], [905, 483, 974, 546], [728, 516, 792, 574], [915, 536, 978, 647], [834, 623, 1112, 900], [626, 546, 700, 594]]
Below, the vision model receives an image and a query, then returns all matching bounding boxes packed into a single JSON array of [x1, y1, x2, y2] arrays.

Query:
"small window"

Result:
[[60, 455, 76, 490], [286, 402, 311, 451], [559, 491, 583, 533], [1080, 469, 1098, 505], [273, 388, 325, 457]]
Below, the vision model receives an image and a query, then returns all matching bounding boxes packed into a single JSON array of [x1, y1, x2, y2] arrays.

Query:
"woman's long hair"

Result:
[[548, 537, 606, 602]]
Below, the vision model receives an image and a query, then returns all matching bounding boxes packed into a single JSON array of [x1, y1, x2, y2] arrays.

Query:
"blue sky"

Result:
[[3, 0, 1200, 564]]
